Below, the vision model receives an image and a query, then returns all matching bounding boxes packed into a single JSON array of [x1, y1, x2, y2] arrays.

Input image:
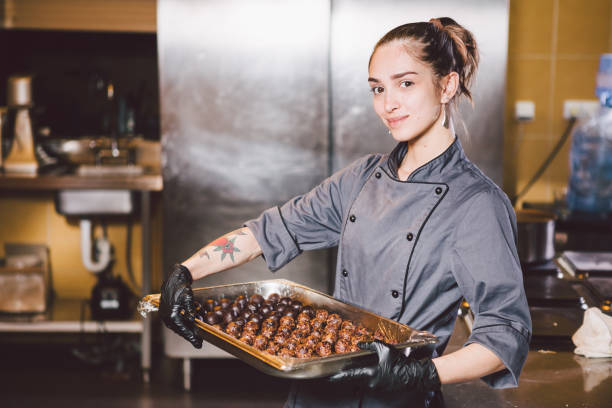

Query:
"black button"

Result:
[[435, 187, 443, 195], [391, 290, 399, 298], [375, 172, 381, 179], [342, 269, 348, 277], [349, 215, 356, 222], [406, 233, 414, 241]]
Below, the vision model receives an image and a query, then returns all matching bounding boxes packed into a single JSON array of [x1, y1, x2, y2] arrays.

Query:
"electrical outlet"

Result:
[[563, 100, 600, 119], [515, 100, 535, 121]]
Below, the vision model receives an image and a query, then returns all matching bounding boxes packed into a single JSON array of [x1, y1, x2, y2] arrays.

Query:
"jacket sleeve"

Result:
[[450, 189, 532, 389], [245, 155, 380, 272]]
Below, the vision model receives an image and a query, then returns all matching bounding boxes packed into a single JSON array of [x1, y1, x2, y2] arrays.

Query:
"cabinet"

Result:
[[1, 0, 156, 33], [0, 171, 162, 382]]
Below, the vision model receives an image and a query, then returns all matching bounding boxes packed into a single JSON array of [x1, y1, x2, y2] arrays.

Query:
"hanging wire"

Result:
[[511, 117, 577, 207]]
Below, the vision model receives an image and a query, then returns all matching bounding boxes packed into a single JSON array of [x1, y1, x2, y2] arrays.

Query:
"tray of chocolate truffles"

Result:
[[139, 279, 438, 379]]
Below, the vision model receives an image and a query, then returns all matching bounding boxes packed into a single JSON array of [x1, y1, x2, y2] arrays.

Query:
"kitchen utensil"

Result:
[[517, 209, 556, 265]]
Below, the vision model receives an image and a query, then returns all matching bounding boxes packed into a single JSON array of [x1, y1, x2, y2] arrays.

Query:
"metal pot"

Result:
[[516, 209, 556, 265]]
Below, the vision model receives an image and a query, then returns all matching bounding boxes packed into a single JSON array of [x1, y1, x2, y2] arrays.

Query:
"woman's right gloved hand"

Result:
[[159, 264, 203, 348]]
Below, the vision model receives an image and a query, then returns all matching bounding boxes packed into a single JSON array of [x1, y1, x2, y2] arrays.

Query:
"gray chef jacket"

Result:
[[245, 136, 532, 407]]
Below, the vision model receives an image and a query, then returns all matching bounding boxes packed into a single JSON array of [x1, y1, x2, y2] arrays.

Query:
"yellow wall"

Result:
[[0, 191, 161, 299], [505, 0, 612, 208]]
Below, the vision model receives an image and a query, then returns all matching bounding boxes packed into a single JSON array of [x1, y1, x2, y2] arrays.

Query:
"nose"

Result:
[[384, 89, 399, 113]]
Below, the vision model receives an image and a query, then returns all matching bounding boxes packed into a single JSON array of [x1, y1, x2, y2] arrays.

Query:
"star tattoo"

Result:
[[211, 236, 241, 263]]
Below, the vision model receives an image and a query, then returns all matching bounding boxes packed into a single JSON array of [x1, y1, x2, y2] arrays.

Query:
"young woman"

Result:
[[160, 17, 531, 407]]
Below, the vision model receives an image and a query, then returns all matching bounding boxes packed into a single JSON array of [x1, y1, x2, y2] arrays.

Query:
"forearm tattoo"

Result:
[[209, 231, 247, 263]]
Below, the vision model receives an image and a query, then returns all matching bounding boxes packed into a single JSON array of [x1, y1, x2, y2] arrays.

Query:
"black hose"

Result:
[[511, 117, 577, 206]]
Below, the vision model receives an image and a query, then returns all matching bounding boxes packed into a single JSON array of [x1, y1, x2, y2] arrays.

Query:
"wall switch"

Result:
[[563, 99, 600, 119], [515, 100, 535, 121]]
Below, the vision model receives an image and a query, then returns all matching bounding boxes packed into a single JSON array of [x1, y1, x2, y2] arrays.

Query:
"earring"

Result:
[[388, 129, 392, 135]]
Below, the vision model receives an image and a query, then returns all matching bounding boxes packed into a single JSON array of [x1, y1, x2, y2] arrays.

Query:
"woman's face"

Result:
[[368, 40, 443, 142]]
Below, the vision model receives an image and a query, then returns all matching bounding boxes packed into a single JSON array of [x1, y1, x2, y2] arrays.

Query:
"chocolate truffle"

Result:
[[259, 304, 273, 316], [279, 297, 292, 306], [276, 325, 292, 337], [295, 321, 310, 333], [301, 305, 315, 319], [229, 304, 242, 318], [334, 339, 350, 354], [249, 294, 265, 306], [326, 313, 342, 326], [296, 345, 313, 359], [239, 309, 253, 321], [247, 313, 263, 324], [338, 329, 353, 342], [265, 342, 280, 355], [207, 311, 221, 324], [245, 320, 259, 331], [273, 334, 288, 346], [239, 332, 255, 346], [221, 310, 234, 326], [279, 316, 295, 328], [225, 321, 241, 338], [297, 312, 311, 324], [315, 309, 329, 321], [310, 329, 322, 340], [340, 321, 356, 332], [246, 303, 259, 314], [233, 296, 247, 310], [275, 304, 288, 314], [278, 348, 296, 358], [282, 309, 297, 319], [311, 318, 325, 330], [322, 331, 338, 345], [219, 297, 232, 309], [205, 298, 219, 312], [254, 335, 268, 350], [301, 336, 318, 349], [315, 341, 332, 357], [262, 317, 278, 329], [285, 338, 298, 352], [267, 293, 281, 305], [260, 326, 276, 339]]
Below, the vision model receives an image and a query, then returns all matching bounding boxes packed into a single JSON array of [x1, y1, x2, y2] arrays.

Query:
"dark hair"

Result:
[[370, 17, 479, 106]]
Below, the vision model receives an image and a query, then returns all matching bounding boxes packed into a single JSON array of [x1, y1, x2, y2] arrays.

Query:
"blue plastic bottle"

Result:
[[567, 54, 612, 214]]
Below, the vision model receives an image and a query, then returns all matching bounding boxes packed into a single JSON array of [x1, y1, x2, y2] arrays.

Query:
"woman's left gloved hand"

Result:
[[329, 340, 441, 393]]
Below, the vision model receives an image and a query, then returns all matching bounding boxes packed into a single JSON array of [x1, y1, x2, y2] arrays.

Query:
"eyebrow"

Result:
[[368, 71, 418, 83]]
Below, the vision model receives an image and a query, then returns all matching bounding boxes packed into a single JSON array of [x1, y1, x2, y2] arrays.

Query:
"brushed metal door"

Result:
[[159, 0, 332, 292]]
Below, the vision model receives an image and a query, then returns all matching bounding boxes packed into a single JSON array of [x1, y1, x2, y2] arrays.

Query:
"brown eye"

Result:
[[400, 80, 414, 88], [371, 86, 384, 95]]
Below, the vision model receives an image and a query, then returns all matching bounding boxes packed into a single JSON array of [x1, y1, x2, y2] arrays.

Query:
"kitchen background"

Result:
[[1, 0, 611, 299], [1, 0, 611, 407]]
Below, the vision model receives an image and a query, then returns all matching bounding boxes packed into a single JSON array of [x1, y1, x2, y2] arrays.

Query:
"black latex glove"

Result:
[[159, 264, 202, 348], [329, 340, 441, 393]]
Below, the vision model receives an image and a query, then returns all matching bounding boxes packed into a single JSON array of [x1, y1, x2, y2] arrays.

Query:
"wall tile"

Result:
[[551, 57, 600, 135], [507, 57, 554, 135], [509, 0, 555, 55], [0, 194, 51, 256], [557, 0, 611, 54], [515, 139, 555, 206]]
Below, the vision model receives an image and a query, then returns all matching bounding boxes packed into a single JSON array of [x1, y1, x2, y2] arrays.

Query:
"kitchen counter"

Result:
[[442, 320, 612, 408], [0, 170, 163, 191], [0, 168, 161, 382]]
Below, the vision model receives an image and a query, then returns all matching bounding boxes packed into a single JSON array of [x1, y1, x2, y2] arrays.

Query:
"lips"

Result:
[[386, 114, 409, 128]]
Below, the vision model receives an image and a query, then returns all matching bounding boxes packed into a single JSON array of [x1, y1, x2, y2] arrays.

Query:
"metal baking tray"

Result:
[[139, 279, 438, 379]]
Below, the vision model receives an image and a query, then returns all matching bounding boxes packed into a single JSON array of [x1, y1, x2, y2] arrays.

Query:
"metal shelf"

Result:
[[0, 298, 144, 333]]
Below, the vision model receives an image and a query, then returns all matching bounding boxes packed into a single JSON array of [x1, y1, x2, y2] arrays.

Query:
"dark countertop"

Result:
[[442, 319, 612, 408]]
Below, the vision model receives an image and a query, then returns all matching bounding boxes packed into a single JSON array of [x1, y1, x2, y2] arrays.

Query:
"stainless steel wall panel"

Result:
[[330, 0, 509, 185], [159, 0, 331, 292]]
